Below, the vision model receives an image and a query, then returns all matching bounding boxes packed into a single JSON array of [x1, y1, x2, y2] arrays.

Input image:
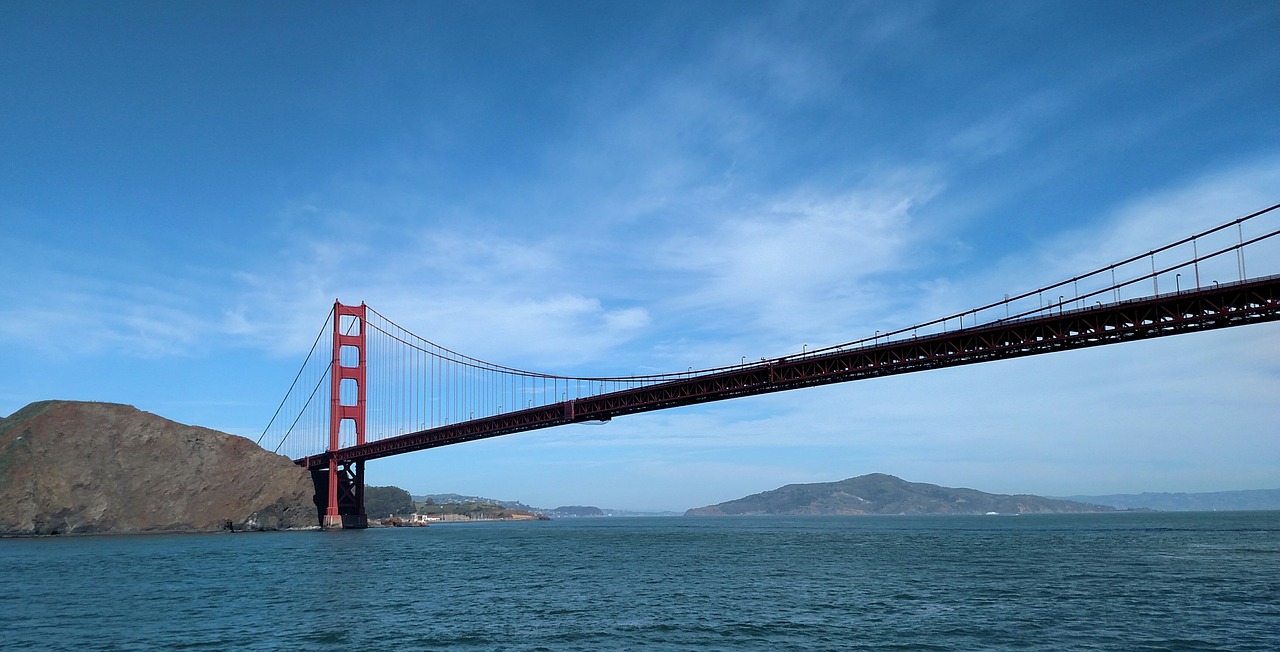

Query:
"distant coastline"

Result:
[[681, 475, 1280, 517], [1058, 489, 1280, 512]]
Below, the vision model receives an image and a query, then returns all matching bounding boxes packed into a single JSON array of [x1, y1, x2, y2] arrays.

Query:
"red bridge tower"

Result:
[[316, 300, 369, 529]]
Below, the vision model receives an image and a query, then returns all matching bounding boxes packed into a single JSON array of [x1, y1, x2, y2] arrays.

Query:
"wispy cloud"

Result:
[[654, 176, 940, 345], [220, 212, 656, 369], [2, 251, 210, 359], [946, 91, 1067, 162]]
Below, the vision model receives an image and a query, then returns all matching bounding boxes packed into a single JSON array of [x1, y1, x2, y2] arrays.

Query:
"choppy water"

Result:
[[2, 512, 1278, 650]]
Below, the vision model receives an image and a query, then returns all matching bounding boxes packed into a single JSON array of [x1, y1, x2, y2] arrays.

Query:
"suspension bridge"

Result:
[[259, 204, 1280, 528]]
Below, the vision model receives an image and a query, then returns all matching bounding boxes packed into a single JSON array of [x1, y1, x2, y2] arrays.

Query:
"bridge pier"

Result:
[[312, 458, 367, 529]]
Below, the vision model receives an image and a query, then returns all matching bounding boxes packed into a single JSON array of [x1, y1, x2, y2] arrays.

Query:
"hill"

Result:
[[0, 401, 317, 535], [414, 493, 539, 512], [366, 485, 416, 517], [550, 505, 604, 517], [685, 473, 1112, 516]]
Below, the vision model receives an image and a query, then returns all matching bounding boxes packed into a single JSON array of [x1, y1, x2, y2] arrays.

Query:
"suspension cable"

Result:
[[256, 304, 334, 446]]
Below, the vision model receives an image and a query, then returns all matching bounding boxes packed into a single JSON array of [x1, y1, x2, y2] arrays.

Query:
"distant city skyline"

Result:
[[3, 2, 1278, 511]]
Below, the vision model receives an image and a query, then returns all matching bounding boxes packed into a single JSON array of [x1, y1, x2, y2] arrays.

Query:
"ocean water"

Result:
[[2, 512, 1277, 650]]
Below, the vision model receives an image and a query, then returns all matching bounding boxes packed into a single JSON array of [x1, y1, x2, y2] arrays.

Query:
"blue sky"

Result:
[[3, 1, 1279, 511]]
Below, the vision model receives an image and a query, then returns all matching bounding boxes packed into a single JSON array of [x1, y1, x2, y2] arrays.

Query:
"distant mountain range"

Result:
[[1059, 489, 1280, 511], [685, 473, 1112, 516], [413, 481, 1280, 519], [410, 493, 679, 517]]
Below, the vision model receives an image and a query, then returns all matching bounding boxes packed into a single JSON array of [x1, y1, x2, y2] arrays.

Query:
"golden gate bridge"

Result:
[[259, 203, 1280, 528]]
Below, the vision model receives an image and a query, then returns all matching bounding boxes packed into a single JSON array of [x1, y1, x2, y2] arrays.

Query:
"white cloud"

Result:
[[946, 91, 1066, 162], [2, 260, 209, 359], [654, 176, 941, 345], [220, 214, 656, 370]]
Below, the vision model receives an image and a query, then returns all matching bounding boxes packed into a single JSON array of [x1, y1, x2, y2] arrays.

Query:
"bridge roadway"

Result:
[[298, 274, 1280, 471]]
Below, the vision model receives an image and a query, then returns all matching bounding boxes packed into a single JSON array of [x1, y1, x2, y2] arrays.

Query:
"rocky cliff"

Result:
[[0, 401, 317, 535], [686, 473, 1113, 516]]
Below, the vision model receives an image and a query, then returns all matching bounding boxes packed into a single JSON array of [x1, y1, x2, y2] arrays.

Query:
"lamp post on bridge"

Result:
[[1193, 238, 1201, 289]]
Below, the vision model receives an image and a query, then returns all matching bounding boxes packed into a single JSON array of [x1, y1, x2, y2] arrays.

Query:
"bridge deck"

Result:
[[298, 275, 1280, 470]]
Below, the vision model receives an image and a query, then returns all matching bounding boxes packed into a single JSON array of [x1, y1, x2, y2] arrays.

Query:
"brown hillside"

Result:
[[0, 401, 317, 535]]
